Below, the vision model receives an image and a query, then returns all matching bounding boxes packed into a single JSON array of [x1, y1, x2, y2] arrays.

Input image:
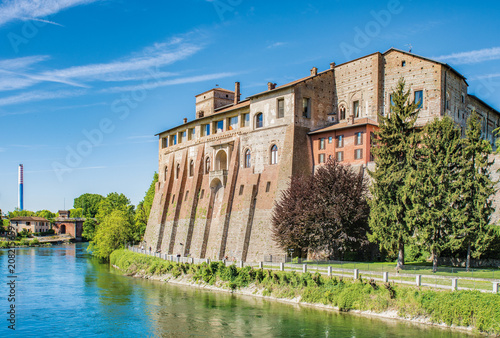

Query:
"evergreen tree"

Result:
[[409, 117, 462, 272], [451, 111, 496, 271], [368, 78, 420, 269]]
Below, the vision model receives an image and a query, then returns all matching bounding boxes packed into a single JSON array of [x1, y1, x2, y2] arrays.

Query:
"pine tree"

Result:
[[409, 117, 462, 272], [451, 111, 496, 271], [368, 78, 420, 269]]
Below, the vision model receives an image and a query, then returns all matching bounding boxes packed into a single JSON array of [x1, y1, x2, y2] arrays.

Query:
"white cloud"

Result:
[[434, 47, 500, 65], [0, 55, 50, 70], [0, 89, 85, 106], [0, 0, 97, 27], [267, 42, 287, 49], [470, 73, 500, 81], [102, 72, 237, 93]]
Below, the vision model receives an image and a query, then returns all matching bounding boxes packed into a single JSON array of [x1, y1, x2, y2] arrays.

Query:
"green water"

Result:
[[0, 244, 474, 337]]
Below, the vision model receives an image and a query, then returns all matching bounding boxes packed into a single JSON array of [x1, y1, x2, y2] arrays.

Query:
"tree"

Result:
[[8, 209, 35, 218], [82, 218, 98, 241], [272, 160, 370, 259], [96, 192, 134, 224], [74, 193, 104, 218], [35, 210, 56, 222], [134, 173, 158, 242], [88, 210, 132, 260], [452, 111, 496, 271], [409, 117, 462, 272], [368, 78, 420, 269], [272, 174, 316, 257]]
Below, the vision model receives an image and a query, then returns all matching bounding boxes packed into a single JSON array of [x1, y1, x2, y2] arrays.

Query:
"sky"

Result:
[[0, 0, 499, 213]]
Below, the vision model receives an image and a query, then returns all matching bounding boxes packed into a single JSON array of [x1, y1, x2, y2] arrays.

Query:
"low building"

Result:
[[10, 217, 51, 234], [53, 210, 85, 241]]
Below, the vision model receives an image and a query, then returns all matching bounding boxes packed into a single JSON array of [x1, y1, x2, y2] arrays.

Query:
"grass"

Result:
[[111, 249, 500, 335]]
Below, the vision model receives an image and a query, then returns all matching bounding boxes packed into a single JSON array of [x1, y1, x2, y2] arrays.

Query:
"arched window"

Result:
[[339, 106, 346, 120], [164, 166, 168, 181], [205, 157, 211, 174], [244, 149, 251, 168], [189, 160, 194, 177], [176, 164, 180, 179], [270, 145, 278, 165], [255, 113, 263, 129]]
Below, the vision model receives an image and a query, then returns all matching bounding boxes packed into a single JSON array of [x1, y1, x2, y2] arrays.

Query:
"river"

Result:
[[0, 243, 473, 337]]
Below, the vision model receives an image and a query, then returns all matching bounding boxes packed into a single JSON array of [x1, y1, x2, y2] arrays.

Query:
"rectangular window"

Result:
[[336, 151, 344, 162], [355, 132, 363, 145], [185, 191, 189, 201], [215, 120, 224, 133], [319, 153, 325, 163], [203, 124, 210, 136], [353, 100, 360, 118], [355, 149, 363, 160], [414, 90, 423, 109], [328, 136, 333, 143], [170, 134, 177, 146], [302, 98, 310, 118], [266, 182, 271, 193], [179, 131, 186, 143], [319, 138, 325, 150], [277, 98, 285, 118], [162, 137, 168, 148], [461, 94, 465, 104], [200, 189, 205, 199], [228, 116, 238, 130], [336, 135, 344, 148], [239, 185, 244, 196], [242, 113, 250, 127], [188, 128, 195, 141]]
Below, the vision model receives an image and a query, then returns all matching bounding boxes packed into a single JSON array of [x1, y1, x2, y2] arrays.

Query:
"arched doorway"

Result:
[[60, 224, 66, 234], [215, 150, 227, 171]]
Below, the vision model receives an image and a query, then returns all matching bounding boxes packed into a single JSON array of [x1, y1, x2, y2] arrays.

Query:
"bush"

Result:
[[30, 238, 40, 246]]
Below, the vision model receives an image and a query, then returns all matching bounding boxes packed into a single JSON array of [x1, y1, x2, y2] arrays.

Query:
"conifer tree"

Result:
[[409, 117, 462, 272], [368, 78, 420, 269], [451, 111, 496, 271]]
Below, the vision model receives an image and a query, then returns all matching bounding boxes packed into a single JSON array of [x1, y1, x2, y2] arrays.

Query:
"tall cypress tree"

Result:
[[368, 78, 420, 269], [451, 111, 496, 271], [409, 117, 462, 272]]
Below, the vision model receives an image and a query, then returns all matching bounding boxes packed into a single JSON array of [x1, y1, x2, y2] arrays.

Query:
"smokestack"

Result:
[[234, 82, 240, 104], [18, 164, 23, 210], [310, 67, 318, 76]]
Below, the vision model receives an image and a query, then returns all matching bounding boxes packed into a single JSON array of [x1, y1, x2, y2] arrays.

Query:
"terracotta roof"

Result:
[[214, 100, 250, 114], [309, 118, 378, 134], [10, 216, 49, 222]]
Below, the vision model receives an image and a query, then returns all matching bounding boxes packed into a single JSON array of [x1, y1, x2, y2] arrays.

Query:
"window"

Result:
[[401, 60, 406, 67], [336, 135, 344, 148], [162, 137, 168, 148], [170, 134, 177, 146], [215, 120, 224, 133], [266, 182, 271, 192], [239, 185, 244, 195], [189, 160, 194, 177], [242, 113, 250, 127], [176, 164, 180, 179], [205, 157, 211, 174], [319, 138, 325, 150], [255, 113, 263, 128], [336, 151, 344, 162], [461, 94, 465, 104], [200, 189, 205, 199], [277, 98, 285, 118], [270, 145, 278, 164], [355, 132, 363, 145], [202, 124, 210, 137], [185, 191, 189, 201], [355, 149, 363, 159], [188, 128, 196, 141], [172, 195, 176, 203], [302, 98, 311, 118], [328, 136, 333, 144], [414, 90, 423, 109], [339, 106, 346, 120], [228, 116, 238, 130], [370, 132, 375, 145], [353, 100, 360, 118], [319, 153, 325, 163], [244, 149, 251, 168], [164, 166, 168, 181], [180, 130, 186, 143], [390, 94, 395, 109]]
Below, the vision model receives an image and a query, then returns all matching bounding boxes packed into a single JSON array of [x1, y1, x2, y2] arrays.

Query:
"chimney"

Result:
[[234, 82, 240, 104], [330, 62, 336, 69], [267, 82, 277, 90], [183, 118, 188, 124], [310, 67, 318, 76]]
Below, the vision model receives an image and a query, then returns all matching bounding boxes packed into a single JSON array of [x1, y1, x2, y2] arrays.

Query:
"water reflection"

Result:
[[0, 244, 476, 337]]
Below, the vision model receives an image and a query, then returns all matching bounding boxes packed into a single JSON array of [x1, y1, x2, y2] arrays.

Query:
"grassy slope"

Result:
[[110, 249, 500, 335]]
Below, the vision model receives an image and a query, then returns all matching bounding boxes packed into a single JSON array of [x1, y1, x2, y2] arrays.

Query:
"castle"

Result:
[[143, 48, 500, 262]]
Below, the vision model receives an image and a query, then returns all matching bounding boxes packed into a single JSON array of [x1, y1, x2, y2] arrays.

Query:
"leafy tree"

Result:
[[68, 208, 83, 218], [409, 117, 462, 272], [96, 192, 134, 223], [272, 174, 316, 257], [452, 111, 497, 270], [368, 78, 420, 269], [88, 210, 132, 260], [2, 219, 9, 230], [82, 218, 98, 241], [74, 193, 104, 218], [272, 160, 370, 259], [8, 208, 35, 218], [134, 172, 159, 242], [35, 210, 56, 222]]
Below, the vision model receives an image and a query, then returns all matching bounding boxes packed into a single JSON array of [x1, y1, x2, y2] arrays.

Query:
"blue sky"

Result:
[[0, 0, 499, 213]]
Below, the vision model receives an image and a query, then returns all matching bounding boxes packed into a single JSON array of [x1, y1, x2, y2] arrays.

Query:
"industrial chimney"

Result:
[[18, 164, 23, 210]]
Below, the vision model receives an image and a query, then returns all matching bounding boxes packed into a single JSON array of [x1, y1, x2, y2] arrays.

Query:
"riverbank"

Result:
[[110, 249, 500, 336]]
